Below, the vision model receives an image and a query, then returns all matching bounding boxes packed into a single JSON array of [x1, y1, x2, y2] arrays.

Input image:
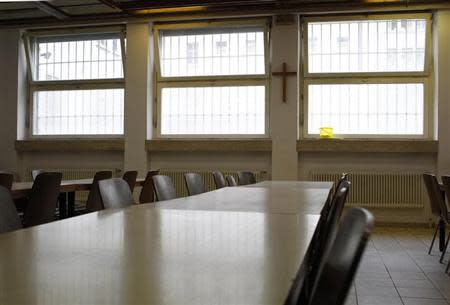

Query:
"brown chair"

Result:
[[0, 172, 13, 190], [122, 171, 138, 193], [152, 175, 177, 201], [213, 171, 226, 189], [23, 172, 62, 227], [237, 171, 256, 185], [139, 170, 159, 203], [226, 175, 238, 187], [184, 173, 206, 196], [31, 169, 45, 181], [85, 171, 113, 213], [307, 208, 374, 305], [423, 173, 445, 255], [99, 178, 134, 209], [0, 186, 22, 234]]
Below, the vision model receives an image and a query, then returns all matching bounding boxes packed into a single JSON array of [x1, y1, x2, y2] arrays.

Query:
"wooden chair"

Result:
[[0, 172, 13, 190], [99, 178, 134, 209], [184, 173, 206, 196], [139, 170, 159, 203], [307, 208, 374, 305], [85, 171, 113, 213], [423, 173, 444, 254], [0, 186, 22, 234], [122, 171, 138, 193], [213, 171, 226, 189], [152, 175, 177, 201], [31, 169, 45, 181], [226, 175, 238, 187], [23, 172, 62, 227], [237, 171, 256, 185]]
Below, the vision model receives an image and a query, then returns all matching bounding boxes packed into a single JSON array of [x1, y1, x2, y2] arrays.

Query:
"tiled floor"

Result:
[[346, 227, 450, 305]]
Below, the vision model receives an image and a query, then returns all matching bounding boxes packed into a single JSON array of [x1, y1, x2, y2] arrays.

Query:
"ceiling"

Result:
[[0, 0, 449, 28]]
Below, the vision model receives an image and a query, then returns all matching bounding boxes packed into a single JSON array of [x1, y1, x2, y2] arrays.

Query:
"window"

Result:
[[302, 14, 431, 138], [155, 21, 269, 137], [25, 29, 126, 136]]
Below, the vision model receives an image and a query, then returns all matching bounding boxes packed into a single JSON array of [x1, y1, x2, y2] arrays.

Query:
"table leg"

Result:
[[68, 191, 75, 217], [58, 193, 67, 219], [440, 219, 446, 252]]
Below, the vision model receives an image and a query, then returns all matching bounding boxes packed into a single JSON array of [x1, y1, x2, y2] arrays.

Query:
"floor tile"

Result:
[[358, 295, 403, 305], [356, 285, 399, 297], [402, 297, 449, 305], [393, 279, 434, 288], [397, 287, 443, 299], [389, 271, 428, 281]]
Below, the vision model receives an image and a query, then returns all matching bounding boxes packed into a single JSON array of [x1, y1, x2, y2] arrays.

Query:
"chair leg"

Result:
[[429, 224, 439, 255], [440, 233, 450, 263], [446, 258, 450, 273]]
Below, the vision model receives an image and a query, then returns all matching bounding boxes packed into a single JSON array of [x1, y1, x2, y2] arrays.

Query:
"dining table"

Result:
[[10, 178, 145, 218], [0, 180, 333, 305]]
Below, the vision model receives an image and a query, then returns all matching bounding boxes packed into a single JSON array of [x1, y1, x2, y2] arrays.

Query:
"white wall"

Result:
[[1, 13, 450, 223]]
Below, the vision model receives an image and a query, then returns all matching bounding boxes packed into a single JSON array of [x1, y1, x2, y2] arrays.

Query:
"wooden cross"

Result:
[[272, 62, 296, 103]]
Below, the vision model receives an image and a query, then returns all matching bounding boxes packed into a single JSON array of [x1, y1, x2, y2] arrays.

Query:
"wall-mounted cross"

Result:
[[272, 62, 296, 103]]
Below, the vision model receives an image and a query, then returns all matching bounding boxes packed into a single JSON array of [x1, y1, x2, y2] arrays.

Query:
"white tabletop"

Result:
[[0, 181, 332, 305]]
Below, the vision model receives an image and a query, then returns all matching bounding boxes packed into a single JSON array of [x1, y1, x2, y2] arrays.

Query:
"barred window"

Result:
[[155, 22, 269, 137], [25, 30, 125, 136], [302, 14, 431, 138]]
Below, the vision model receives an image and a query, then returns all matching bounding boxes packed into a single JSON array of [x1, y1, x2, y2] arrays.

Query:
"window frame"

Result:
[[300, 13, 433, 139], [153, 19, 271, 139], [24, 26, 127, 139]]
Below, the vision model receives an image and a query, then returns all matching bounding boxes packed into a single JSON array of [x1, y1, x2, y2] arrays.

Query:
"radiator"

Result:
[[308, 170, 425, 209], [159, 169, 269, 197], [24, 167, 121, 201]]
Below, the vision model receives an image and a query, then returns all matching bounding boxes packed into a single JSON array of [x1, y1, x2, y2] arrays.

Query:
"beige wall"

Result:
[[1, 13, 450, 223]]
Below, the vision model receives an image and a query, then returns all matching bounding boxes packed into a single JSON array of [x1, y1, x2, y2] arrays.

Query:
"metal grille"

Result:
[[159, 169, 268, 197], [308, 170, 425, 208], [160, 29, 265, 77], [308, 18, 426, 73], [37, 38, 123, 81], [161, 86, 265, 135], [33, 89, 124, 135], [307, 83, 424, 135]]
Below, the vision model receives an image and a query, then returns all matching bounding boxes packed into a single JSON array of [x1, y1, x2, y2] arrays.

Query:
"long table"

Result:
[[10, 178, 145, 218], [11, 178, 146, 200], [0, 181, 333, 305]]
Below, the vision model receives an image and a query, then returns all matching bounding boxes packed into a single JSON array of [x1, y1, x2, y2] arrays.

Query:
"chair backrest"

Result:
[[31, 169, 45, 181], [322, 180, 351, 247], [213, 171, 227, 189], [423, 173, 445, 217], [23, 172, 62, 227], [0, 172, 13, 190], [184, 173, 206, 196], [139, 170, 159, 203], [0, 186, 22, 234], [440, 175, 450, 216], [99, 178, 134, 209], [335, 173, 349, 193], [152, 175, 177, 201], [86, 171, 113, 213], [237, 171, 256, 185], [308, 208, 374, 305], [122, 171, 138, 192], [226, 175, 238, 187]]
